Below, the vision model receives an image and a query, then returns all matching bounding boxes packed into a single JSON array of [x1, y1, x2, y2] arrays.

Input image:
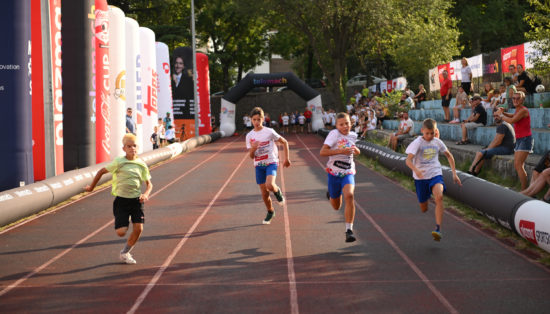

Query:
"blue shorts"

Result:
[[514, 136, 534, 153], [255, 164, 278, 185], [481, 146, 514, 159], [414, 175, 446, 203], [327, 173, 355, 199]]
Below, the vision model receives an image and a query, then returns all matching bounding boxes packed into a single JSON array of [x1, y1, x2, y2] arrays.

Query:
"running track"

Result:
[[0, 134, 549, 313]]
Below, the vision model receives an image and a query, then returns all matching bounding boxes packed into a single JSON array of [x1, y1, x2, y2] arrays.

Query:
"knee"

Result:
[[265, 183, 274, 191], [116, 228, 127, 237], [434, 193, 443, 203]]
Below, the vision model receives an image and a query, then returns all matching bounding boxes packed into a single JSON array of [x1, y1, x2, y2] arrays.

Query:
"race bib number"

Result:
[[333, 160, 351, 170]]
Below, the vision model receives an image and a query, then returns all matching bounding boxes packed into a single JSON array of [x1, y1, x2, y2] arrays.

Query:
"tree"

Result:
[[525, 0, 550, 76]]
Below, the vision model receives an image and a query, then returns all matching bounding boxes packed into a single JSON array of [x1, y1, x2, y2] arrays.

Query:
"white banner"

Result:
[[125, 17, 142, 153], [468, 54, 483, 79], [393, 77, 407, 91], [108, 6, 126, 158], [524, 41, 547, 70], [380, 81, 387, 93], [429, 67, 440, 92], [449, 59, 461, 81], [155, 42, 173, 122], [515, 200, 550, 253], [139, 27, 158, 152]]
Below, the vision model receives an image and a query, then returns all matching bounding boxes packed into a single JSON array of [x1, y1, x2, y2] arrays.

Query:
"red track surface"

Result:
[[1, 134, 549, 313]]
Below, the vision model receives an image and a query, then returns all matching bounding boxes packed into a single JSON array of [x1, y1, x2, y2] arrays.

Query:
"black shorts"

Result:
[[461, 82, 471, 95], [441, 95, 452, 107], [534, 151, 550, 173], [113, 196, 144, 229], [306, 118, 311, 123]]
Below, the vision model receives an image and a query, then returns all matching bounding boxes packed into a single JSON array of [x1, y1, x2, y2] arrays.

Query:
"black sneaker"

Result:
[[345, 229, 356, 242], [273, 189, 285, 205], [263, 211, 275, 224]]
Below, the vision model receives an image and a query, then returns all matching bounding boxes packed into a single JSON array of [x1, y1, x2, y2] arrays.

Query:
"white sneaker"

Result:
[[120, 252, 137, 264]]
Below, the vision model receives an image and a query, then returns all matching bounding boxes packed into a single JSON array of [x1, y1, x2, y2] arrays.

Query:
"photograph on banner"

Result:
[[172, 47, 195, 140], [429, 67, 440, 92], [501, 44, 525, 73], [482, 50, 502, 82]]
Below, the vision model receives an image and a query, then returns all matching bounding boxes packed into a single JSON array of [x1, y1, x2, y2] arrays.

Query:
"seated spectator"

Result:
[[516, 64, 535, 94], [360, 109, 377, 139], [389, 112, 414, 151], [450, 86, 469, 123], [165, 125, 176, 144], [467, 114, 515, 176], [504, 77, 517, 109], [493, 84, 508, 112], [489, 88, 502, 112], [521, 151, 550, 202], [457, 95, 487, 145], [413, 84, 427, 104], [401, 92, 415, 109], [375, 102, 387, 129], [480, 82, 494, 111]]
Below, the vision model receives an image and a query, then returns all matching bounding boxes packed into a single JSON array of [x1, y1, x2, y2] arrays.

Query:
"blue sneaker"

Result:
[[432, 230, 442, 242]]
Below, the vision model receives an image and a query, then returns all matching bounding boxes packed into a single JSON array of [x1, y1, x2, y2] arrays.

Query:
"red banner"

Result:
[[94, 0, 110, 162], [31, 0, 45, 180], [501, 44, 525, 73], [196, 53, 211, 135], [437, 63, 450, 84], [386, 80, 393, 92], [50, 0, 64, 174]]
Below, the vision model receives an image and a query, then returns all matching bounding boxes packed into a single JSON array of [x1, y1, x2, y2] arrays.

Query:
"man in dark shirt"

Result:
[[125, 107, 136, 134], [516, 64, 535, 94], [457, 95, 487, 145], [467, 114, 515, 175]]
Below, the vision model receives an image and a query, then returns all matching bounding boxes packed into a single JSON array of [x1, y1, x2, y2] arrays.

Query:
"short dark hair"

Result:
[[422, 118, 436, 130], [250, 107, 264, 118], [504, 77, 512, 83], [336, 112, 349, 120]]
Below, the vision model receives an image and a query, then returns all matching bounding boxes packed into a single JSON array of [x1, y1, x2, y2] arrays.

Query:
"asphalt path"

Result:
[[0, 134, 549, 313]]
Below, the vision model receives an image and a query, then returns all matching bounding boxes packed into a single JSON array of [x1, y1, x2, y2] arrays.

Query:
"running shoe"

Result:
[[263, 211, 275, 224], [345, 229, 356, 243], [120, 252, 137, 264], [432, 230, 442, 242], [273, 189, 285, 205]]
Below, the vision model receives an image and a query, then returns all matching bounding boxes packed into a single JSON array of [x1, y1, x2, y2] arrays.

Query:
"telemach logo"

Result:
[[519, 220, 537, 245]]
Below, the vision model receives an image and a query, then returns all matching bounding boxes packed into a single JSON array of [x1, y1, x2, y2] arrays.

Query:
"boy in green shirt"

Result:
[[85, 133, 153, 264]]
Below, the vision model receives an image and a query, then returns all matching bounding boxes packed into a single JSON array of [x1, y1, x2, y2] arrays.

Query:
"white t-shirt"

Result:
[[323, 129, 357, 176], [400, 118, 414, 136], [346, 104, 354, 112], [282, 115, 289, 125], [158, 124, 165, 139], [405, 136, 448, 180], [244, 116, 252, 127], [461, 66, 472, 83], [367, 115, 377, 131], [351, 114, 358, 125], [330, 113, 336, 126], [246, 127, 281, 167], [298, 115, 306, 125], [323, 112, 330, 124]]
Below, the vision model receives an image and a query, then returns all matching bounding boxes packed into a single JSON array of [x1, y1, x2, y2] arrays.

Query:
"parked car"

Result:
[[346, 74, 367, 87]]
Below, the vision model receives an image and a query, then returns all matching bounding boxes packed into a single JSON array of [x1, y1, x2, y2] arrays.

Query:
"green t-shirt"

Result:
[[105, 156, 151, 198], [362, 88, 369, 97]]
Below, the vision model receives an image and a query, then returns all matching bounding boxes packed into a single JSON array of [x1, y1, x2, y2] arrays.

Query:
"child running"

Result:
[[85, 133, 152, 264], [320, 112, 360, 242], [405, 118, 461, 241], [246, 107, 291, 224]]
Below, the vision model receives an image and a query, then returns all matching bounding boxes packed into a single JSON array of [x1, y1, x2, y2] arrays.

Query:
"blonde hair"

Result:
[[461, 57, 468, 66], [514, 91, 526, 100], [123, 133, 137, 145]]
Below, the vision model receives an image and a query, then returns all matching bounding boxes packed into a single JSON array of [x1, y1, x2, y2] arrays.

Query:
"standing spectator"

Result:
[[354, 90, 362, 104], [521, 151, 550, 202], [163, 112, 172, 129], [298, 112, 306, 133], [243, 114, 251, 132], [413, 84, 427, 104], [457, 95, 487, 145], [165, 125, 176, 144], [304, 107, 313, 133], [440, 70, 453, 122], [282, 112, 290, 134], [323, 109, 331, 129], [467, 114, 515, 176], [361, 84, 369, 98], [157, 118, 166, 147], [496, 91, 533, 190], [450, 86, 469, 123], [264, 114, 271, 127], [330, 109, 337, 129], [389, 112, 414, 151], [150, 126, 159, 150], [460, 57, 473, 95], [126, 107, 136, 134], [504, 77, 517, 109], [516, 64, 535, 94]]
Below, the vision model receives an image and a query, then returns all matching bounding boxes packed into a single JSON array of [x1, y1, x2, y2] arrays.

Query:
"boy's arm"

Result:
[[320, 144, 352, 156], [84, 167, 109, 192], [277, 137, 291, 167], [248, 141, 258, 159], [444, 150, 462, 186], [139, 179, 153, 203], [405, 153, 423, 179], [353, 145, 360, 156]]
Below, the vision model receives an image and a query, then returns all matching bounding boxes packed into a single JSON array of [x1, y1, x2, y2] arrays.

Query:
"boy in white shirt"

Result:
[[246, 107, 291, 224], [405, 118, 461, 241], [320, 112, 360, 242]]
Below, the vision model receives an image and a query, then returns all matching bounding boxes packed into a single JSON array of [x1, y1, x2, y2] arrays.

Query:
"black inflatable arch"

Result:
[[219, 72, 324, 136]]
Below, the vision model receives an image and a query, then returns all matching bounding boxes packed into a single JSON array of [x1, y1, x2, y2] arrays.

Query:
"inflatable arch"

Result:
[[219, 73, 324, 136]]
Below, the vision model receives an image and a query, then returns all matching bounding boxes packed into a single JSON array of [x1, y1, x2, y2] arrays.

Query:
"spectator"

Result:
[[163, 112, 172, 129], [456, 95, 487, 145], [508, 64, 519, 85], [290, 111, 297, 133], [264, 113, 271, 127], [298, 112, 306, 133], [282, 112, 290, 134], [450, 86, 469, 123], [125, 107, 136, 134], [360, 109, 377, 139], [480, 82, 494, 111], [521, 151, 550, 202], [375, 102, 387, 129], [362, 84, 369, 98], [460, 57, 473, 95], [440, 70, 453, 122], [516, 64, 535, 94], [504, 77, 517, 109], [304, 107, 313, 133], [496, 91, 533, 190], [322, 109, 330, 129], [354, 90, 362, 104], [401, 92, 415, 109], [467, 113, 515, 176], [165, 125, 176, 144], [493, 84, 508, 112], [389, 112, 414, 151], [346, 101, 354, 113], [243, 114, 251, 132], [413, 84, 427, 104], [489, 88, 502, 112], [157, 118, 166, 147], [150, 126, 159, 150]]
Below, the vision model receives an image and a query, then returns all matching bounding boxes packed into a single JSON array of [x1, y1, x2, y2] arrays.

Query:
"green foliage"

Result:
[[525, 0, 550, 76], [375, 91, 408, 117]]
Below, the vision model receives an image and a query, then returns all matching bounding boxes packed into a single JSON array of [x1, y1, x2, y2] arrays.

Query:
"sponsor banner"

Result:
[[31, 0, 46, 180], [482, 50, 502, 82], [174, 119, 195, 142], [125, 17, 143, 153], [196, 53, 211, 135], [515, 200, 550, 253], [386, 80, 393, 92], [139, 27, 158, 152], [95, 0, 110, 162], [380, 81, 387, 93], [449, 59, 461, 81], [524, 41, 547, 70], [108, 6, 126, 158], [172, 47, 196, 138], [501, 44, 524, 73], [0, 1, 34, 190], [155, 42, 173, 127], [51, 0, 65, 173], [437, 63, 450, 84], [393, 77, 407, 91], [429, 67, 440, 92], [468, 54, 483, 79]]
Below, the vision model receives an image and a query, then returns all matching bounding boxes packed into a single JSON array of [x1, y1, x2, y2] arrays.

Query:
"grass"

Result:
[[356, 136, 550, 268]]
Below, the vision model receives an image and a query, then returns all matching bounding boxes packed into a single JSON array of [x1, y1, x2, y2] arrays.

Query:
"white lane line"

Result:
[[127, 152, 249, 314], [295, 134, 458, 314], [279, 149, 300, 314], [0, 137, 241, 298]]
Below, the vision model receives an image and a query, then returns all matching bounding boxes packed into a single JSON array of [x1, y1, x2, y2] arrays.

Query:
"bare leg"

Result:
[[126, 223, 143, 246], [259, 184, 274, 212], [514, 151, 530, 190], [432, 183, 445, 226], [342, 184, 356, 224]]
